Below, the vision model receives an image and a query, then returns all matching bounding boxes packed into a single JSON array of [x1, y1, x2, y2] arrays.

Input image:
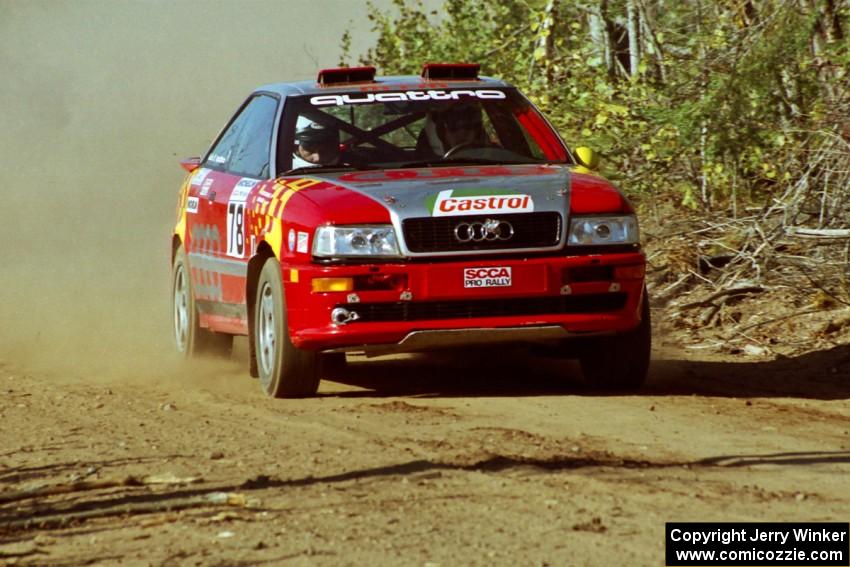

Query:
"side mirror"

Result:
[[180, 156, 202, 172], [574, 147, 599, 170]]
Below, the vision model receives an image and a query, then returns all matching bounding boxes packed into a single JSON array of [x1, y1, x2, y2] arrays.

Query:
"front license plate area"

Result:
[[463, 266, 512, 288], [425, 264, 546, 297]]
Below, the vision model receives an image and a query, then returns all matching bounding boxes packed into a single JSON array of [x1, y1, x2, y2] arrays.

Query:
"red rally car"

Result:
[[171, 64, 650, 397]]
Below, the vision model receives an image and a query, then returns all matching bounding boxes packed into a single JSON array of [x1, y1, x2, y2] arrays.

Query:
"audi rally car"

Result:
[[172, 64, 650, 397]]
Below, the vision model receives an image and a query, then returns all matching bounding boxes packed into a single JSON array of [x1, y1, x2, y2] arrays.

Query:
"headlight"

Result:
[[313, 225, 401, 258], [567, 215, 639, 245]]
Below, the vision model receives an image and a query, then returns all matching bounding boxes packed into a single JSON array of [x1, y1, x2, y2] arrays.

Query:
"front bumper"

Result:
[[283, 252, 646, 352]]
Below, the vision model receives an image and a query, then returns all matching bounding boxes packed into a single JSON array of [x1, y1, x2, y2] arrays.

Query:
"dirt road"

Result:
[[2, 338, 849, 566], [3, 2, 845, 564]]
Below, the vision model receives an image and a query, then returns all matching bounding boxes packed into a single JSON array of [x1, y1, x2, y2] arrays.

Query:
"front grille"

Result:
[[403, 212, 562, 253], [339, 293, 626, 323]]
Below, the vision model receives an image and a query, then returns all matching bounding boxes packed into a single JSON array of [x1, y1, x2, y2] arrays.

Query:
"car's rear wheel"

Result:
[[254, 258, 320, 398], [579, 291, 651, 391], [172, 245, 232, 358]]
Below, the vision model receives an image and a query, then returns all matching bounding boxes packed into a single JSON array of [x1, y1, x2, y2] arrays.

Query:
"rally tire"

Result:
[[172, 245, 233, 359], [579, 291, 651, 391], [254, 258, 320, 398]]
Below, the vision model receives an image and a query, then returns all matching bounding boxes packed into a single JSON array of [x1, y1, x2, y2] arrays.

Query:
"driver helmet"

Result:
[[424, 103, 485, 154], [293, 119, 339, 166], [295, 121, 338, 146]]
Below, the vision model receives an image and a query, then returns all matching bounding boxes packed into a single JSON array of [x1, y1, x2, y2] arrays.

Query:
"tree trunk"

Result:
[[696, 0, 711, 207], [638, 0, 667, 83], [627, 0, 641, 76], [824, 0, 844, 41], [529, 0, 557, 85], [589, 1, 614, 76]]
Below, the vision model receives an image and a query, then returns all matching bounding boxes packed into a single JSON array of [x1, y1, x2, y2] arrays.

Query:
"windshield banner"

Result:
[[310, 89, 507, 107]]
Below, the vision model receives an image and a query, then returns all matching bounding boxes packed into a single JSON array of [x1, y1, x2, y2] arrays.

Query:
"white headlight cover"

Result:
[[567, 215, 639, 245], [313, 225, 401, 258]]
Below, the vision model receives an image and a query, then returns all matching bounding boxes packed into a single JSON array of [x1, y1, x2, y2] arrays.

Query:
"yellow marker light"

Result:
[[312, 277, 354, 293], [289, 269, 299, 283]]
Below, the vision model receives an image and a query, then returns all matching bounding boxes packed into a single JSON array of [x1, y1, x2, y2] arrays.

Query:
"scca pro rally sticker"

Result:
[[464, 267, 512, 288], [186, 196, 199, 214], [430, 189, 534, 217]]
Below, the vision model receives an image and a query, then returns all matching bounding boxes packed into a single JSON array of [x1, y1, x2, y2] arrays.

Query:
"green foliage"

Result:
[[341, 0, 850, 212]]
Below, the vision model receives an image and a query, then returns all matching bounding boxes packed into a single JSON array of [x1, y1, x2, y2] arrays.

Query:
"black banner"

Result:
[[666, 522, 849, 566]]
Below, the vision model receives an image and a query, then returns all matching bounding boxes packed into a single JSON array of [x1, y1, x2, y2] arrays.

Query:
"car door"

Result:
[[187, 93, 279, 329]]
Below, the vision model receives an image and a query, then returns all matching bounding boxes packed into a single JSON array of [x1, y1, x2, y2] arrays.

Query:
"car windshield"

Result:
[[282, 88, 570, 172]]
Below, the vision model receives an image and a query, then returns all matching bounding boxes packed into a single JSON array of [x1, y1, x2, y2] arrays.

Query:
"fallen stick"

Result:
[[786, 227, 850, 239], [653, 273, 693, 305], [0, 475, 201, 505], [732, 307, 832, 334], [0, 490, 250, 532], [1, 495, 218, 532], [678, 286, 764, 310], [0, 478, 141, 505]]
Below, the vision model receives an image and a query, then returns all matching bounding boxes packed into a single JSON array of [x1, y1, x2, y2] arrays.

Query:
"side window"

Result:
[[206, 94, 278, 178]]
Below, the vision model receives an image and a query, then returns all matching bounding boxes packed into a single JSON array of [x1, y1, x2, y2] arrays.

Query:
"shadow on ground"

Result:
[[647, 343, 850, 400], [320, 342, 850, 400]]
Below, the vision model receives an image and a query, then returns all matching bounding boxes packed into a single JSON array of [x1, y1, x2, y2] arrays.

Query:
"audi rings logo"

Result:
[[454, 219, 515, 242]]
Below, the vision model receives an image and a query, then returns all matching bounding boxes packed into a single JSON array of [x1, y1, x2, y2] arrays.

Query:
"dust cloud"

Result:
[[0, 0, 388, 378]]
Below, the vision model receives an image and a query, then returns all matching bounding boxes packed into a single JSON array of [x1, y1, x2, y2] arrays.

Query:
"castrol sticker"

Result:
[[463, 266, 512, 288], [431, 189, 533, 217]]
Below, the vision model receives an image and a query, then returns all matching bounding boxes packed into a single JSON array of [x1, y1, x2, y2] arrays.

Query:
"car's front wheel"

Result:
[[172, 245, 232, 358], [254, 258, 321, 398], [579, 291, 651, 391]]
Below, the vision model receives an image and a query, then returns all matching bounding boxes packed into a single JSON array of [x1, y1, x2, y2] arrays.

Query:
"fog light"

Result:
[[563, 266, 613, 283], [331, 307, 359, 325], [613, 265, 646, 280], [312, 277, 354, 293], [353, 273, 407, 291]]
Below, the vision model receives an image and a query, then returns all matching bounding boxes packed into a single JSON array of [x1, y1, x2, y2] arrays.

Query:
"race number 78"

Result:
[[227, 202, 245, 257]]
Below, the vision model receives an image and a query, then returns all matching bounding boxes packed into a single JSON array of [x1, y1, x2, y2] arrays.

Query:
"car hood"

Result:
[[308, 164, 630, 218], [290, 164, 630, 257], [313, 164, 572, 221]]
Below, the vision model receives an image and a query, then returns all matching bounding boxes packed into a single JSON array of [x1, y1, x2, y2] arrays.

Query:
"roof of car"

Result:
[[255, 75, 512, 98]]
